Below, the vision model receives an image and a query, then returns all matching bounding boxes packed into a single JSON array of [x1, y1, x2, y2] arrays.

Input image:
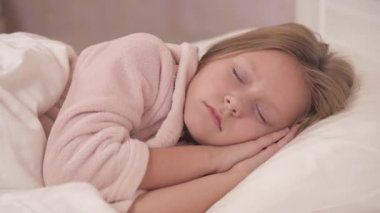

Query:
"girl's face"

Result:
[[184, 50, 310, 146]]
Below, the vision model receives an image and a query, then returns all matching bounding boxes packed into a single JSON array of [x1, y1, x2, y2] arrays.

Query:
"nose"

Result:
[[224, 95, 243, 117]]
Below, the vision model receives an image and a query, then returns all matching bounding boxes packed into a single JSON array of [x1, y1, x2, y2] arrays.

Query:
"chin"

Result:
[[184, 123, 208, 145], [184, 113, 222, 146], [192, 136, 209, 145], [190, 131, 220, 146]]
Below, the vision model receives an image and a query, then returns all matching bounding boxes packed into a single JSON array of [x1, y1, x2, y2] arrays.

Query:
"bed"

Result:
[[1, 1, 379, 212]]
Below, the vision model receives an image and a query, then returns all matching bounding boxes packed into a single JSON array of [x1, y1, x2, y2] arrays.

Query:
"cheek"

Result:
[[282, 97, 310, 126], [227, 118, 268, 142], [200, 76, 233, 98], [204, 75, 232, 92]]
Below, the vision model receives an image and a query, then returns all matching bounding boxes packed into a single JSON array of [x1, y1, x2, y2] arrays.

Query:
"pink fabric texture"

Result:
[[43, 33, 198, 211]]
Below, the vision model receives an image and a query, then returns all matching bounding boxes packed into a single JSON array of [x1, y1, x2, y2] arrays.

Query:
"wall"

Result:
[[295, 0, 380, 62], [0, 1, 6, 32], [2, 0, 295, 52]]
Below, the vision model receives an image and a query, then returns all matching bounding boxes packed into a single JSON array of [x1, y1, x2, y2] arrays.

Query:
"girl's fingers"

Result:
[[276, 123, 301, 147], [234, 125, 302, 174], [255, 128, 290, 149], [255, 135, 290, 166], [234, 142, 279, 173]]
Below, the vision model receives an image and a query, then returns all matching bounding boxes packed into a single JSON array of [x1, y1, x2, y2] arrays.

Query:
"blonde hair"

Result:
[[200, 23, 355, 130]]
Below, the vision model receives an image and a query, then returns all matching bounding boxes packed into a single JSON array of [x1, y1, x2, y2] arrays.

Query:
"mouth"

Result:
[[202, 101, 222, 131]]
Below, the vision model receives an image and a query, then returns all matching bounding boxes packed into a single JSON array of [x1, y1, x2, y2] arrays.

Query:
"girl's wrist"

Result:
[[203, 145, 219, 174], [220, 167, 250, 190], [227, 160, 255, 181]]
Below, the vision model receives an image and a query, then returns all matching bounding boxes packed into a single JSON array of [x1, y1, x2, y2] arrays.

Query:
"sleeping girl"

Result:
[[42, 23, 354, 212]]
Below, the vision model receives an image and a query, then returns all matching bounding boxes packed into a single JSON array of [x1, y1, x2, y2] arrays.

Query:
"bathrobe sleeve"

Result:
[[43, 33, 177, 211]]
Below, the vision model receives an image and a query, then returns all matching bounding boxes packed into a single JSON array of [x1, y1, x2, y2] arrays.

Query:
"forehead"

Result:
[[236, 50, 305, 82], [235, 50, 299, 71]]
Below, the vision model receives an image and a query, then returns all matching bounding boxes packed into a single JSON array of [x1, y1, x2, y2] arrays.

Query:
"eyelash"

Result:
[[233, 68, 244, 84], [233, 69, 266, 123], [256, 104, 267, 124], [233, 69, 266, 124]]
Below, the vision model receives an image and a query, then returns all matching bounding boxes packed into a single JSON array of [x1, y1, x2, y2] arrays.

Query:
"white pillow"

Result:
[[0, 33, 75, 189], [194, 30, 380, 212]]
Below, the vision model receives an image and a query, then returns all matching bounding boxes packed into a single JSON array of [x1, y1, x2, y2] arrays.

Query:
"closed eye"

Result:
[[256, 104, 267, 124], [233, 68, 244, 84]]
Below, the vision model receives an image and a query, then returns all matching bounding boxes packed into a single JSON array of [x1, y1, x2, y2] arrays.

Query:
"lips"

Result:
[[202, 101, 222, 131]]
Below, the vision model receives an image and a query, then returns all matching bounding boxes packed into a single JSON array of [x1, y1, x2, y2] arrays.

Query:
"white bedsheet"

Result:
[[0, 183, 116, 213], [0, 33, 116, 213]]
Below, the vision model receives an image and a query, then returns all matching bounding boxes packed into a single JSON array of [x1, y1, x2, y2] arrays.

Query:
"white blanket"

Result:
[[0, 33, 116, 213]]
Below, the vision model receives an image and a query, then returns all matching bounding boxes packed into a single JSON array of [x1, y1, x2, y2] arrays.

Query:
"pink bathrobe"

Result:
[[43, 33, 199, 211]]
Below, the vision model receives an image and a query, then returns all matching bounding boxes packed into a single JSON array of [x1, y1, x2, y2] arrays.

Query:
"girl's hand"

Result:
[[210, 124, 300, 174], [230, 124, 300, 177]]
